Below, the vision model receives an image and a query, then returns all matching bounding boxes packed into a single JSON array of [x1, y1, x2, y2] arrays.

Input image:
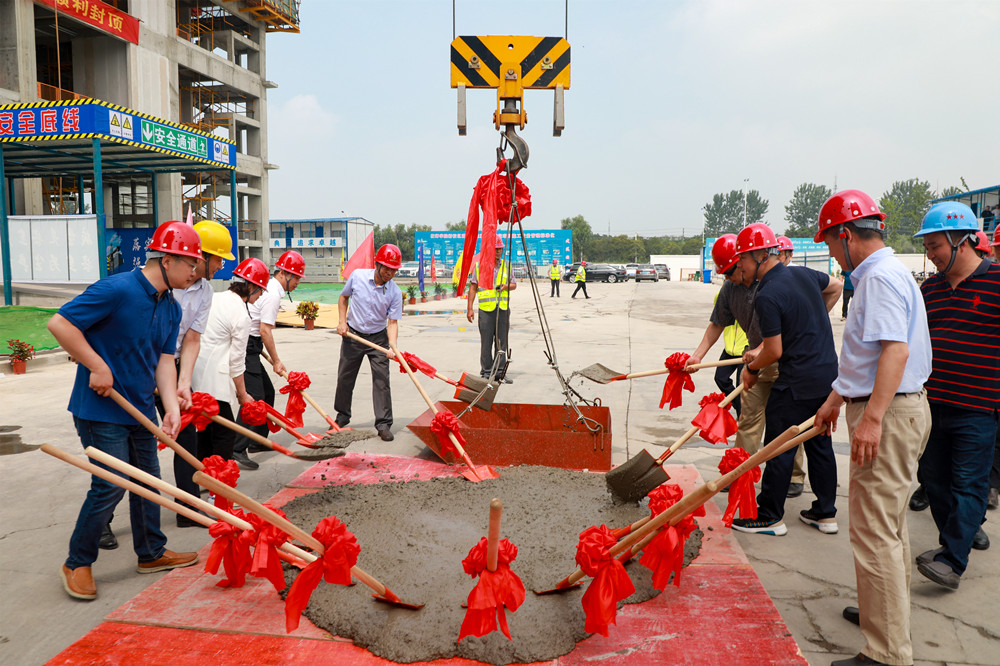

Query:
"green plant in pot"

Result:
[[295, 300, 320, 329], [406, 284, 418, 304], [7, 338, 35, 374]]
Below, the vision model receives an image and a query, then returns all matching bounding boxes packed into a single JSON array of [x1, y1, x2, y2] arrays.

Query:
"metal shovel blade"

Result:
[[460, 465, 500, 482], [577, 363, 626, 384], [454, 373, 498, 411], [605, 449, 671, 503], [293, 446, 349, 462]]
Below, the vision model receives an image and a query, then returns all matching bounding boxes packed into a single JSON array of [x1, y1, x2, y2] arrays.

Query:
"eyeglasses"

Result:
[[174, 256, 199, 272], [723, 266, 737, 277]]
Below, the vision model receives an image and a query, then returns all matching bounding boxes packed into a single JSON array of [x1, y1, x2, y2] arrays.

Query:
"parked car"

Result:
[[625, 263, 639, 281], [653, 263, 671, 281], [397, 261, 421, 277], [634, 264, 659, 282], [562, 262, 626, 283]]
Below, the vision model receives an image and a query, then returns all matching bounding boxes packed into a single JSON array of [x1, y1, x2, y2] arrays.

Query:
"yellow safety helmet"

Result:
[[193, 220, 235, 260]]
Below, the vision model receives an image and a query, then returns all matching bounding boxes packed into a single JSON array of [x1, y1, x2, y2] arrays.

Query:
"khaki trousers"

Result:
[[846, 391, 930, 665], [735, 362, 807, 483]]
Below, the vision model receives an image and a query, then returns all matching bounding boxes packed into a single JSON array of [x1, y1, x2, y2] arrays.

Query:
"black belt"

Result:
[[844, 392, 916, 404]]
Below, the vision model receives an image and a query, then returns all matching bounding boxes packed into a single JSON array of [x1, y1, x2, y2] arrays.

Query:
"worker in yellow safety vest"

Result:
[[549, 258, 561, 298], [571, 261, 590, 299], [466, 236, 517, 382], [714, 291, 748, 418]]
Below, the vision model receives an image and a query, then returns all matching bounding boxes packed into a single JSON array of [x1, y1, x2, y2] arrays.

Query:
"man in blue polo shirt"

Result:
[[814, 190, 932, 666], [47, 221, 202, 601], [913, 201, 999, 590], [730, 223, 840, 537], [335, 244, 404, 441]]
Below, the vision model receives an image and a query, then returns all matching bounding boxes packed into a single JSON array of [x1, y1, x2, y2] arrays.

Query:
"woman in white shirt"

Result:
[[191, 258, 270, 461]]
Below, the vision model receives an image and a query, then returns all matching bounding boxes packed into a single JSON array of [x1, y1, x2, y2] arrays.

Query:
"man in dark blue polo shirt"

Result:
[[914, 202, 1000, 589], [730, 223, 841, 537], [47, 221, 202, 601]]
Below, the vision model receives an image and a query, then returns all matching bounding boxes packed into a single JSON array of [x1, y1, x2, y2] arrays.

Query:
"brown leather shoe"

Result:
[[136, 549, 198, 574], [60, 565, 97, 600]]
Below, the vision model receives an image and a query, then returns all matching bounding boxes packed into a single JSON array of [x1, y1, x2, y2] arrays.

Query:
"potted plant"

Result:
[[406, 284, 418, 305], [419, 289, 428, 303], [7, 338, 35, 374], [295, 300, 320, 330], [433, 284, 446, 301]]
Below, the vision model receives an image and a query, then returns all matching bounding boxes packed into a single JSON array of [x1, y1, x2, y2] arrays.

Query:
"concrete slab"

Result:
[[2, 278, 997, 664]]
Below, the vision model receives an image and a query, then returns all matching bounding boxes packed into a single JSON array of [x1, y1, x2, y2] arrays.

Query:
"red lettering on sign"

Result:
[[18, 111, 35, 133], [62, 108, 81, 132], [0, 112, 13, 135], [40, 109, 58, 133]]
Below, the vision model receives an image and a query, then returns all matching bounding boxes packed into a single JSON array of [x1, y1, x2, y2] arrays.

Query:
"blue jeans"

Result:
[[65, 417, 167, 568], [920, 404, 996, 575], [756, 388, 838, 522]]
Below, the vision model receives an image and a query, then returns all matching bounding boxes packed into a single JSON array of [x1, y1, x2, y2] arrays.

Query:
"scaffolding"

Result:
[[240, 0, 301, 33]]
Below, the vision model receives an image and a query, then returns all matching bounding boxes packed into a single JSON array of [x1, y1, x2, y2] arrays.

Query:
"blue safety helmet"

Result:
[[913, 202, 979, 237]]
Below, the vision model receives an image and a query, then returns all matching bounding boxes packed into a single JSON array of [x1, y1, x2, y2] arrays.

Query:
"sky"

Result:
[[264, 1, 999, 237]]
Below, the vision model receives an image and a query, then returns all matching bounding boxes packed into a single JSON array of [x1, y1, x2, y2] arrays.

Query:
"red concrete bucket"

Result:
[[407, 401, 612, 471]]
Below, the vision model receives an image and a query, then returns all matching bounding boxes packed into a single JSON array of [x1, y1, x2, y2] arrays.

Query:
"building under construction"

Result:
[[0, 0, 300, 281]]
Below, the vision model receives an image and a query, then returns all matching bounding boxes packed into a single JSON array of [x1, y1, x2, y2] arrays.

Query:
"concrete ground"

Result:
[[1, 278, 997, 665]]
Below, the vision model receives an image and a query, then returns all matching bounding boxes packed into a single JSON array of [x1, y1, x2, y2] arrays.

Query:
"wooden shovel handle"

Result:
[[685, 357, 744, 371], [342, 330, 391, 355], [261, 351, 336, 424], [619, 357, 744, 380], [654, 384, 745, 465], [487, 498, 502, 572], [343, 330, 460, 387], [209, 413, 298, 458], [108, 388, 203, 470]]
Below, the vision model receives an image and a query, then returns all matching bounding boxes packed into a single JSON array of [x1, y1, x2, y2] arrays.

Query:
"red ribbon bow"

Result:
[[691, 392, 739, 445], [458, 537, 526, 642], [718, 448, 761, 527], [639, 484, 705, 589], [201, 455, 240, 510], [279, 371, 312, 428], [398, 352, 437, 379], [248, 509, 291, 592], [240, 400, 291, 434], [285, 516, 361, 633], [576, 525, 636, 637], [429, 411, 466, 459], [660, 353, 694, 410], [204, 508, 253, 588], [157, 392, 220, 449]]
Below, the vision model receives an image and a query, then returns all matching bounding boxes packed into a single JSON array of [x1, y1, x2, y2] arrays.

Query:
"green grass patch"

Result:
[[0, 306, 60, 352]]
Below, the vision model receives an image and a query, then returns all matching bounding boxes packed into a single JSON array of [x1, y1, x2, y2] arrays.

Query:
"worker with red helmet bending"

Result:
[[335, 244, 404, 442], [813, 189, 931, 666], [232, 250, 304, 469], [47, 220, 202, 601]]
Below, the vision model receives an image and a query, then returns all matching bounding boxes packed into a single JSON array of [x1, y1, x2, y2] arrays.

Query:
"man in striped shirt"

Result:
[[914, 201, 999, 590]]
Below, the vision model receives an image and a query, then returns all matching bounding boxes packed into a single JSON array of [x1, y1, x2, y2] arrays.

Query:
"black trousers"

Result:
[[714, 350, 743, 418], [841, 289, 854, 318], [550, 278, 560, 297], [154, 360, 200, 509], [197, 401, 235, 461], [234, 335, 274, 454], [572, 281, 588, 298], [477, 307, 510, 378], [334, 327, 393, 429]]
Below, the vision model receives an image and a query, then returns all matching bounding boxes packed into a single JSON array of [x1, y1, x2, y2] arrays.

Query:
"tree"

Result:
[[703, 189, 769, 237], [374, 223, 432, 259], [561, 215, 593, 260], [784, 183, 832, 238], [879, 179, 935, 252], [939, 186, 964, 198], [444, 220, 466, 231]]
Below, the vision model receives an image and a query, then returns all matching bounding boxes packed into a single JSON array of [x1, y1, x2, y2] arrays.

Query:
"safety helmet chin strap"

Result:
[[839, 226, 856, 271], [750, 248, 773, 283], [941, 230, 975, 275]]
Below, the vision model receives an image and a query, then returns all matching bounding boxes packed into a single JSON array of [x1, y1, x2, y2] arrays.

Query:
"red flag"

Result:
[[343, 231, 375, 281], [430, 255, 437, 283]]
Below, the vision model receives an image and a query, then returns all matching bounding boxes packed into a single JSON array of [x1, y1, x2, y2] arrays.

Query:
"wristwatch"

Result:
[[746, 366, 759, 376]]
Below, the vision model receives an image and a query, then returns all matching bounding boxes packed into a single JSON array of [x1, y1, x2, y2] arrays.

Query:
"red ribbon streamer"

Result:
[[204, 508, 253, 588], [429, 411, 466, 458], [157, 391, 220, 449], [285, 516, 361, 632], [280, 371, 311, 428], [398, 352, 437, 379], [660, 352, 694, 410], [691, 392, 739, 445], [576, 525, 636, 637], [718, 448, 761, 527], [458, 537, 526, 642], [201, 455, 240, 510], [639, 484, 705, 589], [240, 400, 290, 434], [248, 509, 291, 592]]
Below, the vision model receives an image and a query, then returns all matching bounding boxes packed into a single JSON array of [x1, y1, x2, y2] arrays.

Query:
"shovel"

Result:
[[194, 470, 424, 610], [261, 351, 370, 440], [536, 418, 822, 595], [392, 342, 499, 483], [605, 384, 744, 503], [108, 388, 204, 471], [342, 331, 498, 410], [207, 408, 348, 462], [578, 357, 743, 384]]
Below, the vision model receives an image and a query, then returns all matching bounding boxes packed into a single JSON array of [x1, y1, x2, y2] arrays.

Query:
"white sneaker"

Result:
[[799, 510, 838, 534]]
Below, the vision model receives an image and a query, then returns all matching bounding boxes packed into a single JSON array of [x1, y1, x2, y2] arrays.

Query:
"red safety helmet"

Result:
[[232, 257, 270, 289], [374, 244, 403, 270], [149, 221, 202, 260], [975, 230, 991, 254], [494, 236, 505, 249], [815, 190, 886, 242], [777, 236, 794, 253], [581, 261, 588, 266], [275, 250, 305, 277], [736, 223, 778, 254], [712, 234, 740, 273], [552, 258, 557, 265], [992, 226, 1000, 247]]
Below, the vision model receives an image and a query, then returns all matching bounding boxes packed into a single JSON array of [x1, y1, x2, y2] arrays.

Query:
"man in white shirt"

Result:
[[232, 250, 304, 470]]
